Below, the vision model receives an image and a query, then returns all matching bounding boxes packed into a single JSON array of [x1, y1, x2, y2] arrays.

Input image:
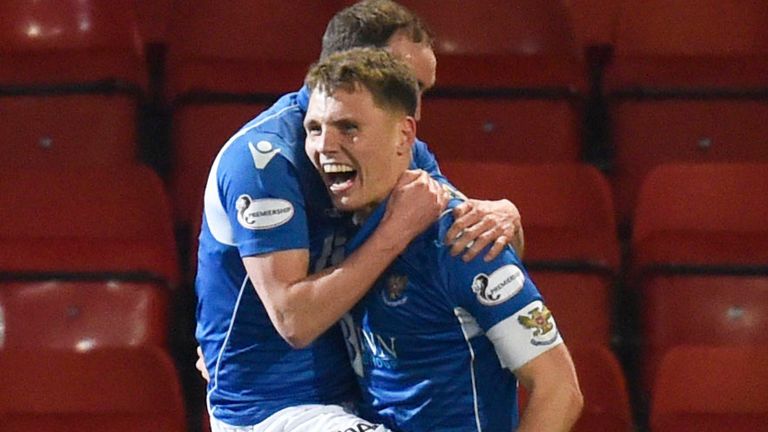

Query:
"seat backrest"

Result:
[[395, 0, 584, 88], [0, 0, 144, 84], [0, 166, 179, 286], [606, 1, 768, 89], [439, 162, 620, 269], [564, 0, 623, 50], [633, 163, 768, 246], [0, 280, 170, 350], [397, 0, 578, 57], [650, 345, 768, 430], [614, 1, 768, 57], [418, 97, 583, 164], [0, 347, 186, 431], [166, 0, 340, 97], [168, 0, 338, 63]]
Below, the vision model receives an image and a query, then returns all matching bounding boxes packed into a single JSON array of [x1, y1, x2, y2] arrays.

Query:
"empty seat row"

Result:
[[0, 165, 188, 429], [0, 166, 179, 351], [4, 0, 766, 233]]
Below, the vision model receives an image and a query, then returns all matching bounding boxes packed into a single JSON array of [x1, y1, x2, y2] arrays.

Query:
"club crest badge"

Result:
[[382, 274, 408, 306], [518, 305, 559, 346]]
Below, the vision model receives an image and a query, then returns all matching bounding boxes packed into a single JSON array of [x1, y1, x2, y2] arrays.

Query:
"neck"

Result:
[[352, 202, 380, 226]]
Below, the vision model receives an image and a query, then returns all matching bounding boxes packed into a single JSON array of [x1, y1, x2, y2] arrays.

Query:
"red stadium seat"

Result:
[[418, 98, 583, 163], [0, 281, 170, 349], [519, 344, 634, 431], [0, 166, 179, 351], [630, 163, 768, 395], [440, 162, 620, 345], [564, 0, 623, 52], [0, 0, 145, 84], [0, 0, 147, 169], [166, 0, 339, 97], [650, 345, 768, 432], [632, 163, 768, 270], [391, 0, 587, 163], [0, 347, 187, 431], [603, 1, 768, 225], [638, 274, 768, 396], [0, 166, 180, 285]]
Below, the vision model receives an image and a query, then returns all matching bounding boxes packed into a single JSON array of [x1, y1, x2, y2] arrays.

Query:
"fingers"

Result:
[[446, 199, 523, 261], [195, 345, 210, 382], [483, 235, 509, 262], [448, 216, 493, 255], [445, 201, 479, 244], [457, 221, 504, 261]]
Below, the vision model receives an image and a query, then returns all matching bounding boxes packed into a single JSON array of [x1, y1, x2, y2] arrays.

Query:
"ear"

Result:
[[396, 115, 417, 156]]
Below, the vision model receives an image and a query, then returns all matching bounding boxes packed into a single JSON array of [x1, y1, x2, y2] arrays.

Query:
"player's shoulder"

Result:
[[416, 197, 464, 250], [216, 100, 308, 173]]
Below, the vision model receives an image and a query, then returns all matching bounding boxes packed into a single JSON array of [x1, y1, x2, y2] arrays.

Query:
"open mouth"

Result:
[[322, 163, 358, 193]]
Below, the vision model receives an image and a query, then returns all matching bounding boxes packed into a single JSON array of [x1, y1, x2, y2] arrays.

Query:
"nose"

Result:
[[314, 128, 341, 155]]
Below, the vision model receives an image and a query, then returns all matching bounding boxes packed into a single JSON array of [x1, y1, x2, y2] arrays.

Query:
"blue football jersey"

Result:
[[343, 199, 563, 432], [195, 86, 451, 426]]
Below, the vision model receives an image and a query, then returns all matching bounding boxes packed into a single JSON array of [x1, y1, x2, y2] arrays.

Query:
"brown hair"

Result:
[[305, 47, 419, 116], [321, 0, 433, 59]]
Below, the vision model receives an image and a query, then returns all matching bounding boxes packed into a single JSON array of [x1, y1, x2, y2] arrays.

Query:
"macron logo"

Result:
[[249, 140, 281, 169]]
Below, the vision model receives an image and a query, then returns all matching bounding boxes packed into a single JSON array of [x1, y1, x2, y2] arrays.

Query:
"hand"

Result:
[[196, 345, 210, 382], [381, 169, 449, 243], [445, 198, 524, 262]]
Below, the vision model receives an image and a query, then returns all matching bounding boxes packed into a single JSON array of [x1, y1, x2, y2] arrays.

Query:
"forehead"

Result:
[[386, 31, 437, 89], [306, 86, 378, 119]]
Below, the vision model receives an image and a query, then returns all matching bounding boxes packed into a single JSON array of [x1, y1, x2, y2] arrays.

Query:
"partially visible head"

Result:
[[322, 0, 436, 119], [304, 47, 419, 214]]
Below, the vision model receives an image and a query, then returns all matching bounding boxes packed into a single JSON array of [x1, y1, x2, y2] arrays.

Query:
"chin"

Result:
[[334, 195, 373, 214], [332, 197, 356, 212]]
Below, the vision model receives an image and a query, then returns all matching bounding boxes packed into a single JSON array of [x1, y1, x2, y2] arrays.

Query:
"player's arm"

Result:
[[249, 170, 448, 349], [443, 236, 579, 431], [411, 140, 524, 261], [514, 344, 583, 432]]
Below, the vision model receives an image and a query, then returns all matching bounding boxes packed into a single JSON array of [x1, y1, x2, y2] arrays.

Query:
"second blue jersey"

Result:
[[343, 199, 563, 432]]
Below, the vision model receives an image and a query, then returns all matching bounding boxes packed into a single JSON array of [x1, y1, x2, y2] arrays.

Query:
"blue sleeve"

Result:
[[216, 133, 309, 257], [438, 215, 563, 370], [441, 237, 542, 332]]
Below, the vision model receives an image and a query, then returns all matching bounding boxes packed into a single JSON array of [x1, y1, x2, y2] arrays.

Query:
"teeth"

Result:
[[323, 163, 355, 174]]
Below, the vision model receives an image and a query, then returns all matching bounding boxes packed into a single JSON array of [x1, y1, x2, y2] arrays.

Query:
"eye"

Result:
[[305, 122, 321, 136], [338, 120, 358, 135]]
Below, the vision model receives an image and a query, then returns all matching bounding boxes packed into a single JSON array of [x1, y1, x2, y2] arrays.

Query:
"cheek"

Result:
[[305, 137, 318, 162]]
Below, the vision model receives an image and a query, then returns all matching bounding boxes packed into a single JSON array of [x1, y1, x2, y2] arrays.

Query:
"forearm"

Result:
[[263, 224, 408, 348], [516, 382, 582, 432]]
